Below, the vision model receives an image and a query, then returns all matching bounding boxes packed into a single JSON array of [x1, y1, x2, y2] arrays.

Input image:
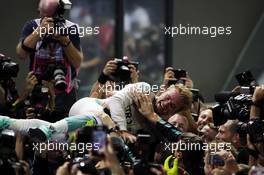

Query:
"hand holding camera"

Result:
[[163, 67, 192, 88], [39, 17, 54, 37], [100, 57, 139, 84], [112, 57, 139, 83], [103, 59, 118, 77], [25, 71, 38, 92], [252, 85, 264, 104]]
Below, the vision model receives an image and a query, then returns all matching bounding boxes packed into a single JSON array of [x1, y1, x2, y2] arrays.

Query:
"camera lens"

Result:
[[236, 122, 248, 136], [1, 61, 19, 78], [53, 68, 67, 91]]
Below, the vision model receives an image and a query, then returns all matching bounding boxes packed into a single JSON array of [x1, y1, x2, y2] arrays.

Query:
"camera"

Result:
[[112, 58, 139, 83], [212, 91, 253, 126], [0, 54, 19, 80], [235, 70, 256, 86], [167, 68, 187, 86], [212, 70, 259, 126], [0, 130, 24, 174], [36, 64, 67, 91], [40, 0, 72, 48], [53, 0, 72, 36], [71, 156, 98, 175], [236, 119, 264, 144], [173, 69, 186, 79], [0, 129, 16, 159]]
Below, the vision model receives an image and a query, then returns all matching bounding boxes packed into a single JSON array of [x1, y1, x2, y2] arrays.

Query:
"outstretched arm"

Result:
[[130, 92, 182, 142]]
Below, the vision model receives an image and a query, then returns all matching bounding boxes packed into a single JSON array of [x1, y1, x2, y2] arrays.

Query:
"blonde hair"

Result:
[[168, 84, 193, 110]]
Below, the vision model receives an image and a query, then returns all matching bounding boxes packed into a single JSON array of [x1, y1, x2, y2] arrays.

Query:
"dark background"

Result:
[[1, 0, 264, 101]]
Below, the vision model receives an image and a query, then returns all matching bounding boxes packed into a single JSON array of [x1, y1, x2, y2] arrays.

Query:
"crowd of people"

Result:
[[0, 0, 263, 175]]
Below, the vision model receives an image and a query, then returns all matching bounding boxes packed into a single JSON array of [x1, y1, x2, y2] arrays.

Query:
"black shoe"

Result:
[[29, 128, 47, 142]]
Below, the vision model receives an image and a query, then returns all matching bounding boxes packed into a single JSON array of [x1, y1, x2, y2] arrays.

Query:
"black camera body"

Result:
[[0, 130, 25, 173], [71, 156, 98, 175], [0, 129, 16, 159], [237, 119, 264, 144], [167, 68, 187, 86], [36, 64, 67, 91], [173, 69, 186, 79], [112, 58, 139, 82], [53, 17, 68, 36], [53, 0, 72, 36], [40, 0, 72, 47], [0, 54, 19, 80], [212, 91, 253, 126], [235, 70, 256, 86]]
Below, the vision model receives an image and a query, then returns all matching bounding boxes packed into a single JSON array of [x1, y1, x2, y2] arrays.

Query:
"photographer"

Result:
[[0, 79, 19, 117], [0, 54, 20, 117], [16, 0, 83, 115], [215, 120, 249, 165], [24, 77, 56, 121]]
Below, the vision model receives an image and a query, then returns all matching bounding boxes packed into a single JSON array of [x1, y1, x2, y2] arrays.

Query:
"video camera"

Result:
[[212, 91, 253, 126], [112, 57, 139, 83], [236, 118, 264, 144], [212, 70, 261, 126], [235, 70, 256, 86], [0, 54, 19, 80]]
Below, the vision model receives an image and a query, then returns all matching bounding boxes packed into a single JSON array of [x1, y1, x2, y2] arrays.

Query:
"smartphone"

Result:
[[92, 126, 107, 156], [250, 166, 264, 175], [208, 154, 225, 166], [235, 70, 255, 86]]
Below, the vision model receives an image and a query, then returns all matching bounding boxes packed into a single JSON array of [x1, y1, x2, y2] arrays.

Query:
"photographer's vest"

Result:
[[32, 19, 77, 94]]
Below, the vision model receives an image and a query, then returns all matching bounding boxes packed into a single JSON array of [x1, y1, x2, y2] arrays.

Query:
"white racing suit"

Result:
[[0, 82, 151, 140]]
